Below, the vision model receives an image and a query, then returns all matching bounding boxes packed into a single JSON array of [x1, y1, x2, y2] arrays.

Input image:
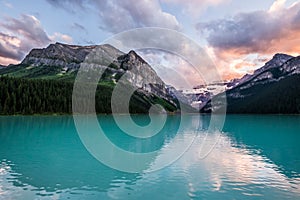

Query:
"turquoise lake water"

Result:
[[0, 115, 300, 199]]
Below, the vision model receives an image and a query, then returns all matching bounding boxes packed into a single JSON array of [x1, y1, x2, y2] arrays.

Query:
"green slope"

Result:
[[0, 76, 178, 115]]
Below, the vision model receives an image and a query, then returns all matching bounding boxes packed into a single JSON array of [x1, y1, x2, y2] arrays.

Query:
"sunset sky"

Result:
[[0, 0, 300, 86]]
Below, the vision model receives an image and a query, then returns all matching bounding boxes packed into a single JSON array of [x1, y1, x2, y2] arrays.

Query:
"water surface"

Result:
[[0, 115, 299, 199]]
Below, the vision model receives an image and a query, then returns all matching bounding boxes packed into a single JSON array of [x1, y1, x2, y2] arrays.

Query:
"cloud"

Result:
[[197, 1, 300, 55], [104, 28, 221, 83], [196, 0, 300, 79], [1, 14, 51, 49], [161, 0, 229, 17], [269, 0, 286, 12], [0, 14, 72, 65], [2, 1, 13, 8], [45, 0, 86, 13], [71, 22, 87, 33], [0, 33, 22, 60], [137, 49, 204, 88], [46, 0, 180, 33], [0, 14, 51, 65], [50, 32, 73, 44]]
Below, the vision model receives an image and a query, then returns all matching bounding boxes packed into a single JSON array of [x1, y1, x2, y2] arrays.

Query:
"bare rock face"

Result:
[[20, 43, 165, 89], [118, 51, 164, 84], [117, 51, 164, 87], [21, 42, 125, 69], [113, 50, 176, 105], [5, 42, 180, 110]]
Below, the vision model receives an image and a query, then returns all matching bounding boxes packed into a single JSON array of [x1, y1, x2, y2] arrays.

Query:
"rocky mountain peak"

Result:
[[253, 53, 293, 75], [127, 50, 145, 61], [201, 52, 300, 113], [1, 42, 179, 109], [117, 50, 148, 71], [267, 53, 293, 66], [20, 43, 125, 69], [227, 53, 296, 89], [272, 53, 293, 60], [126, 50, 147, 62], [22, 42, 96, 67]]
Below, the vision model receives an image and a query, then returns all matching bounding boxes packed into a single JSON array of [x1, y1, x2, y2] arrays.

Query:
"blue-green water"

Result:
[[0, 115, 300, 199]]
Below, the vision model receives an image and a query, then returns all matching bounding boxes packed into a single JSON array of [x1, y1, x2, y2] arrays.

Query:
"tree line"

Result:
[[0, 76, 73, 114], [0, 76, 177, 115]]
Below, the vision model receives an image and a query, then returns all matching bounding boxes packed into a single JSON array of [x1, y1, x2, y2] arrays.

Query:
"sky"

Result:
[[0, 0, 300, 87]]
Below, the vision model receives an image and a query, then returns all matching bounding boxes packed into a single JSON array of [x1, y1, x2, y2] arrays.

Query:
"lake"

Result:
[[0, 115, 299, 199]]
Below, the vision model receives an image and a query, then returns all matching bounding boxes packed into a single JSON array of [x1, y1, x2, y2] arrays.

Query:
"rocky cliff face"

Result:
[[19, 43, 167, 89], [117, 50, 165, 87], [0, 42, 183, 111], [114, 50, 174, 103], [21, 42, 124, 69], [201, 53, 300, 113]]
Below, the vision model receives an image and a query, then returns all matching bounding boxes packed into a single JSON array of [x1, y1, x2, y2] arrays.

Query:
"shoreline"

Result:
[[1, 113, 300, 117]]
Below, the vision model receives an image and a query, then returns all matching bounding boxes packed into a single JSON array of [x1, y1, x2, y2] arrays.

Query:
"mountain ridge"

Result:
[[1, 42, 299, 114], [21, 42, 123, 69], [0, 42, 192, 114], [201, 53, 300, 114], [227, 53, 294, 89]]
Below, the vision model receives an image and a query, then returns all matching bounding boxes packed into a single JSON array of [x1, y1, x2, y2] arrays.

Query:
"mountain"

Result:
[[0, 43, 121, 81], [201, 53, 300, 114], [182, 82, 228, 109], [0, 42, 192, 114], [227, 53, 294, 88]]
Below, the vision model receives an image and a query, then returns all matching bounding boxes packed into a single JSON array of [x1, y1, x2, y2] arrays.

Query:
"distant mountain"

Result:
[[201, 53, 300, 114], [182, 82, 228, 109], [0, 42, 193, 114]]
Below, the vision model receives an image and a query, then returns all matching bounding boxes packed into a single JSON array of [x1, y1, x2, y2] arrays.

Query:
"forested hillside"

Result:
[[0, 76, 178, 115]]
